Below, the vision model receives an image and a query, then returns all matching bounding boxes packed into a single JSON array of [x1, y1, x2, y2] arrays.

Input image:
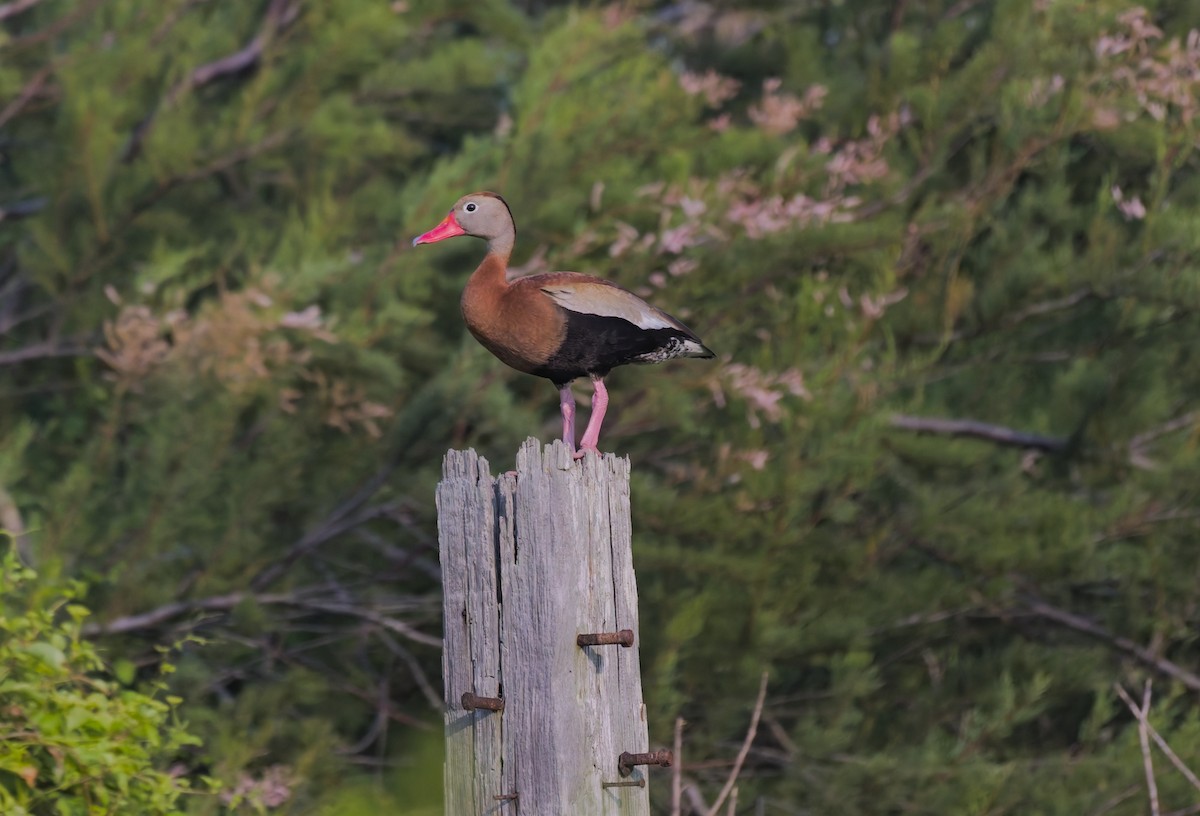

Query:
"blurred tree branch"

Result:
[[0, 66, 54, 129], [705, 672, 768, 816], [1129, 410, 1199, 470], [0, 197, 47, 221], [1020, 596, 1200, 693], [0, 0, 45, 22], [123, 0, 301, 161], [85, 585, 439, 646], [5, 0, 104, 49], [1115, 682, 1200, 797], [889, 414, 1069, 453], [250, 493, 398, 592], [0, 338, 92, 366]]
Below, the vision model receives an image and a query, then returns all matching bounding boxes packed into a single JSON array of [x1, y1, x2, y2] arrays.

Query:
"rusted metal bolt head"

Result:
[[618, 749, 673, 777], [577, 629, 635, 648], [461, 691, 505, 712]]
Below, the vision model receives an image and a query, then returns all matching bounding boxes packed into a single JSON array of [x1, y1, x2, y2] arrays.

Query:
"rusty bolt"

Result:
[[602, 778, 646, 789], [461, 692, 504, 712], [493, 792, 518, 802], [618, 750, 673, 777], [577, 629, 635, 648]]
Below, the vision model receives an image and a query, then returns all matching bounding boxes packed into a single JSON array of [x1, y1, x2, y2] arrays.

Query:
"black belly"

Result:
[[530, 311, 696, 387]]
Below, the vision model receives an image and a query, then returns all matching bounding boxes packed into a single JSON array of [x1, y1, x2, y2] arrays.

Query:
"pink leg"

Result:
[[574, 377, 608, 459], [559, 385, 576, 453]]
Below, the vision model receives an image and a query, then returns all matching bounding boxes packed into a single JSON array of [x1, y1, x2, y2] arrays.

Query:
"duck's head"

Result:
[[412, 192, 514, 254]]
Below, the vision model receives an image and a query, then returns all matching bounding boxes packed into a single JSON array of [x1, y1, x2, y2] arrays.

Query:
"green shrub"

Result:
[[0, 549, 204, 815]]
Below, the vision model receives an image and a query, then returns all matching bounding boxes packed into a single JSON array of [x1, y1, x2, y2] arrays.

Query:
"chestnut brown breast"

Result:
[[460, 255, 566, 374]]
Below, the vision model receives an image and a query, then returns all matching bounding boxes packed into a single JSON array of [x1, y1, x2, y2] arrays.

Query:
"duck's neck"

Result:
[[463, 228, 515, 322], [469, 247, 511, 293]]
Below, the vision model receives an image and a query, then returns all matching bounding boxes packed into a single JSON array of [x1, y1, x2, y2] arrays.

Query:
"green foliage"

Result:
[[4, 0, 1200, 813], [0, 549, 202, 815]]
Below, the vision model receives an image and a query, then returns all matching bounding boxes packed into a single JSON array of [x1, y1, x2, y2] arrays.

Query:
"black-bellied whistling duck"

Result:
[[412, 191, 715, 457]]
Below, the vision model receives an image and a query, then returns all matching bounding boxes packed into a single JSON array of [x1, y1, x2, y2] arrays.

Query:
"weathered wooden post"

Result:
[[437, 438, 659, 814]]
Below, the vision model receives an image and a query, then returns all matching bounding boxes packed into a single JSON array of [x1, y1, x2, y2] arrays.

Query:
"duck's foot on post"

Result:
[[558, 384, 576, 454], [573, 376, 608, 460]]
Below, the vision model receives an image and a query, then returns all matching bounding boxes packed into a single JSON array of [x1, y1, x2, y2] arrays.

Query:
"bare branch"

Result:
[[1129, 410, 1199, 470], [0, 339, 91, 366], [943, 0, 987, 20], [684, 784, 711, 815], [376, 630, 442, 710], [0, 65, 53, 129], [1115, 683, 1200, 795], [250, 501, 394, 591], [0, 272, 58, 336], [1022, 597, 1200, 692], [151, 0, 209, 44], [6, 0, 104, 49], [867, 606, 972, 635], [354, 529, 442, 582], [187, 0, 298, 88], [83, 587, 439, 648], [914, 286, 1098, 345], [1133, 680, 1161, 816], [1003, 287, 1095, 325], [706, 671, 768, 816], [890, 414, 1069, 453], [123, 0, 300, 161], [84, 590, 248, 635], [0, 198, 48, 222], [280, 649, 433, 731], [672, 717, 684, 816], [762, 713, 798, 759], [0, 0, 45, 21], [293, 598, 440, 648], [337, 680, 390, 755], [1087, 786, 1139, 816]]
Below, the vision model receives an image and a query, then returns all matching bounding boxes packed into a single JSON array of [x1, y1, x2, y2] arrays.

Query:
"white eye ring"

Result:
[[464, 202, 477, 213]]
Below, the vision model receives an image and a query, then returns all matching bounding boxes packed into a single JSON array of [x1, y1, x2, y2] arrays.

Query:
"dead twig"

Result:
[[1002, 287, 1094, 326], [1087, 785, 1138, 816], [377, 630, 441, 710], [1129, 410, 1199, 470], [0, 0, 45, 22], [1022, 597, 1200, 692], [706, 671, 768, 816], [296, 598, 440, 648], [0, 66, 53, 129], [0, 198, 48, 222], [84, 590, 251, 635], [151, 0, 211, 46], [123, 0, 300, 161], [3, 0, 105, 49], [1133, 680, 1161, 816], [83, 585, 439, 648], [250, 500, 394, 592], [943, 0, 986, 19], [1115, 682, 1200, 795], [672, 717, 684, 816], [684, 783, 711, 815], [186, 0, 296, 90], [0, 339, 91, 366], [890, 414, 1069, 453]]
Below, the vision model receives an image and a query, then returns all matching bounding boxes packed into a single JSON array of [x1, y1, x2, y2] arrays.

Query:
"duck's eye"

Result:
[[464, 202, 477, 213]]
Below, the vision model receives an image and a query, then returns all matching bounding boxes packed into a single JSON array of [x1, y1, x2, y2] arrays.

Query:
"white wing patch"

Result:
[[540, 282, 678, 331]]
